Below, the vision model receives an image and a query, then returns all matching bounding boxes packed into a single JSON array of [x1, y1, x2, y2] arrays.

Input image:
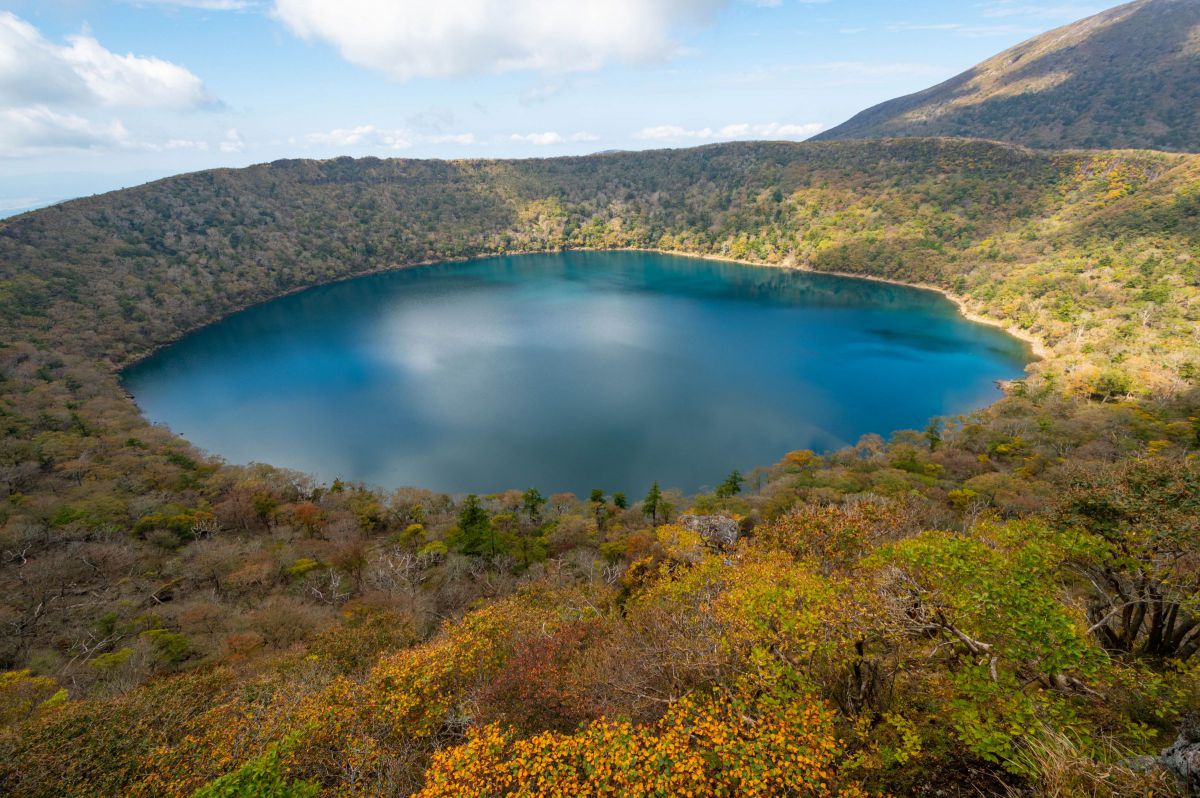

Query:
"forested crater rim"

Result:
[[3, 136, 1194, 451], [111, 246, 1044, 374]]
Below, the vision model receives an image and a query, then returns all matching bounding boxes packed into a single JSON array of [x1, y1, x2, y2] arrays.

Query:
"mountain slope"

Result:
[[815, 0, 1200, 151]]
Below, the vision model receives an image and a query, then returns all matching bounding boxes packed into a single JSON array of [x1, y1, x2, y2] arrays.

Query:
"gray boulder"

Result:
[[1161, 714, 1200, 795], [678, 514, 739, 549]]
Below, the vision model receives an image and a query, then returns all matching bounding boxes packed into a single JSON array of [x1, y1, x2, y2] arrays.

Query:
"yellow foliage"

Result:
[[782, 449, 819, 470], [654, 524, 704, 563], [128, 587, 580, 797], [418, 682, 863, 798], [0, 670, 66, 727]]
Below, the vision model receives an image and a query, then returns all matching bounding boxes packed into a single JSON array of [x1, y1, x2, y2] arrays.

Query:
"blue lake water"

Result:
[[122, 251, 1031, 495]]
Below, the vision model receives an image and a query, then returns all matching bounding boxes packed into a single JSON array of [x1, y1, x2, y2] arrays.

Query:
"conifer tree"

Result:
[[715, 470, 743, 498], [455, 494, 499, 557], [643, 482, 663, 525]]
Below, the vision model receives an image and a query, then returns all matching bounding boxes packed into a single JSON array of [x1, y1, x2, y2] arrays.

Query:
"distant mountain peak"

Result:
[[816, 0, 1200, 152]]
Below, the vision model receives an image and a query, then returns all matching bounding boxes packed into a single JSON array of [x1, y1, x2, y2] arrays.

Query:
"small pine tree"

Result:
[[612, 492, 628, 509], [589, 489, 610, 531], [521, 487, 546, 522], [455, 494, 500, 557], [643, 482, 663, 525], [715, 469, 744, 498]]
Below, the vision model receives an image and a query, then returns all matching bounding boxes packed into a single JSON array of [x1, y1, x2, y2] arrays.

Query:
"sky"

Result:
[[0, 0, 1106, 216]]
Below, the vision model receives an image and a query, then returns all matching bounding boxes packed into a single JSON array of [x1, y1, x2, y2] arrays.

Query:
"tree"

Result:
[[875, 520, 1113, 771], [612, 492, 628, 510], [454, 495, 501, 557], [588, 490, 611, 530], [512, 489, 548, 567], [1053, 459, 1200, 660], [715, 470, 744, 498], [521, 488, 546, 523], [643, 482, 663, 526], [1090, 368, 1132, 402], [924, 419, 943, 451]]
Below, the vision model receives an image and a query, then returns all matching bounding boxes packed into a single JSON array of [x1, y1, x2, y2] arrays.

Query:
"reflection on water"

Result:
[[123, 251, 1031, 494]]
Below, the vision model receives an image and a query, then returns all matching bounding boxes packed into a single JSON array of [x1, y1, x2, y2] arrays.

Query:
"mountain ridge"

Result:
[[815, 0, 1200, 152]]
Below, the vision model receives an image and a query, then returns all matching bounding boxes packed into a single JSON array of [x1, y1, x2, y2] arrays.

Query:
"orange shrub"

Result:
[[418, 682, 863, 798]]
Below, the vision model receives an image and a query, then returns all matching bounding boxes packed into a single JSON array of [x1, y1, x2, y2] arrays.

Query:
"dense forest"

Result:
[[0, 138, 1198, 796]]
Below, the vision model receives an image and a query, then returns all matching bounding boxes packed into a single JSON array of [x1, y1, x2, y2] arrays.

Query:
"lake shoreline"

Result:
[[118, 245, 1047, 373], [614, 247, 1048, 361], [124, 249, 1033, 493]]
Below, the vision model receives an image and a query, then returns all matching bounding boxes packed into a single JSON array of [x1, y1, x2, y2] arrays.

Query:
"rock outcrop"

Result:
[[1161, 714, 1200, 795], [678, 514, 739, 550]]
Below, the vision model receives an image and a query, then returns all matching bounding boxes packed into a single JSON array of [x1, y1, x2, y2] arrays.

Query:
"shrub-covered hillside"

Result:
[[0, 139, 1198, 796]]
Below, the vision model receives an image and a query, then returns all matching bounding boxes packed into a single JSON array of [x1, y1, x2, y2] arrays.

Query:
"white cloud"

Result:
[[635, 121, 822, 141], [271, 0, 730, 81], [0, 105, 130, 156], [0, 12, 214, 109], [510, 131, 599, 145], [305, 124, 387, 147], [219, 128, 244, 152], [300, 124, 478, 150], [637, 125, 714, 140], [720, 122, 823, 138], [0, 112, 255, 158], [128, 0, 257, 9], [162, 138, 211, 150]]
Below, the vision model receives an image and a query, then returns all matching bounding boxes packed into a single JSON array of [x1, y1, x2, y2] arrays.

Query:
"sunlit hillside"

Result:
[[817, 0, 1200, 152]]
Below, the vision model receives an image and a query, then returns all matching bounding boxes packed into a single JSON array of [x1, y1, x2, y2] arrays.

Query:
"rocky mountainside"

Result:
[[815, 0, 1200, 152]]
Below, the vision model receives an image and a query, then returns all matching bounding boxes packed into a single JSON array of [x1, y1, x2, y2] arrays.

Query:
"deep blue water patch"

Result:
[[123, 251, 1031, 494]]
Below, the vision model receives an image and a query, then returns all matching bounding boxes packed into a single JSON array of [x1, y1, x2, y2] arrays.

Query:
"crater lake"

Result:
[[122, 251, 1033, 494]]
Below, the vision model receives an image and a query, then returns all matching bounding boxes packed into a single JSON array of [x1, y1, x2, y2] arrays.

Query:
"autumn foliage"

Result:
[[1, 139, 1199, 796], [418, 683, 861, 798]]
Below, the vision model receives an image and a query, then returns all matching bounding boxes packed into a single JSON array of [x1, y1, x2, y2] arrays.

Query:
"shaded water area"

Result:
[[123, 251, 1031, 494]]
